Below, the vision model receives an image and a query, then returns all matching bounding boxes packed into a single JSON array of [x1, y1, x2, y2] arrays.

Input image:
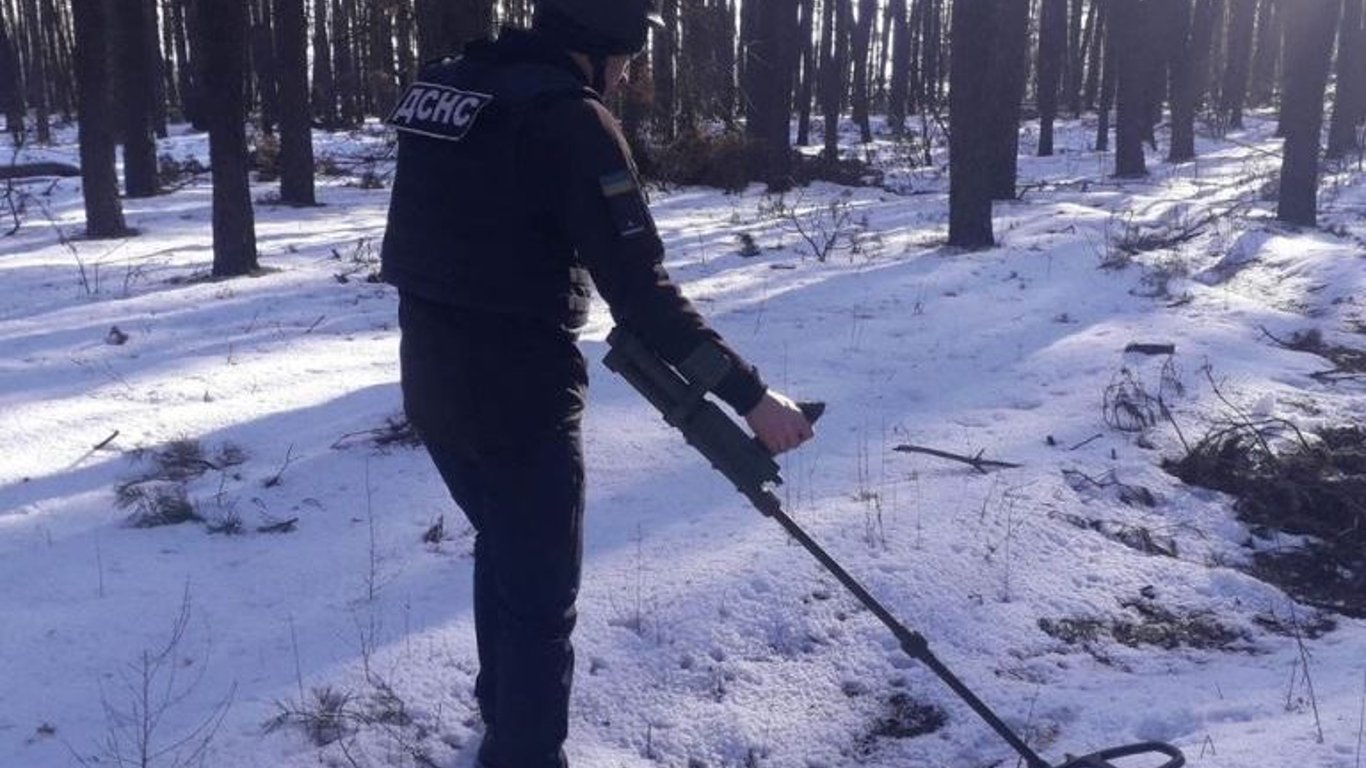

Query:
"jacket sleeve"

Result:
[[527, 96, 767, 415]]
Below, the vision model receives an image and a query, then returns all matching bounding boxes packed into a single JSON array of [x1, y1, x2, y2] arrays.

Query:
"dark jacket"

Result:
[[381, 28, 765, 414]]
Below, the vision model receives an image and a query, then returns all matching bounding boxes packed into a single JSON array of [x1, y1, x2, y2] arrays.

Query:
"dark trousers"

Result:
[[399, 293, 586, 768]]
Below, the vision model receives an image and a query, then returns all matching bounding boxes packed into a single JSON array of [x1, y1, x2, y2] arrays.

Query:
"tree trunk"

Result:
[[795, 0, 817, 144], [274, 0, 315, 205], [1082, 0, 1103, 111], [20, 0, 49, 142], [652, 0, 676, 140], [1096, 0, 1116, 150], [1219, 0, 1255, 129], [1249, 0, 1280, 107], [925, 0, 945, 107], [819, 0, 849, 159], [744, 0, 798, 188], [116, 0, 159, 196], [988, 0, 1029, 199], [331, 0, 358, 126], [886, 0, 909, 135], [1168, 0, 1216, 162], [1038, 0, 1067, 156], [196, 0, 259, 276], [1275, 0, 1337, 226], [1326, 0, 1366, 158], [850, 0, 875, 143], [1113, 0, 1150, 176], [948, 0, 995, 248], [0, 9, 23, 139], [71, 0, 127, 238], [369, 0, 398, 114], [1065, 0, 1088, 116], [395, 0, 415, 84], [312, 0, 337, 127], [251, 0, 278, 135]]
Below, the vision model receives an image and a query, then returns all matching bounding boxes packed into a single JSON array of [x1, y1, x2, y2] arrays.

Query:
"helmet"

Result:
[[533, 0, 664, 55]]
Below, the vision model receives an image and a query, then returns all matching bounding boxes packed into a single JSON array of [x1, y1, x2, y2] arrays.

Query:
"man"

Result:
[[380, 1, 814, 766]]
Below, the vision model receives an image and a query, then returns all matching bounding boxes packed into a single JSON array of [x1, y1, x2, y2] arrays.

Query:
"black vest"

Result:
[[380, 35, 597, 328]]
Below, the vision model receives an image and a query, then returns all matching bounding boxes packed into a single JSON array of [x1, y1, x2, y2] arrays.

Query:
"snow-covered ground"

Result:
[[2, 115, 1364, 768]]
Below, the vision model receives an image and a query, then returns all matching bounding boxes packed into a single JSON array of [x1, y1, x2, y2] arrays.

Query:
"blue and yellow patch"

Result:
[[599, 171, 651, 238]]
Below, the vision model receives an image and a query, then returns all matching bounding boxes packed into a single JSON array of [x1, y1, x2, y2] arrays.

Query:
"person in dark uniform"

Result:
[[380, 1, 814, 765]]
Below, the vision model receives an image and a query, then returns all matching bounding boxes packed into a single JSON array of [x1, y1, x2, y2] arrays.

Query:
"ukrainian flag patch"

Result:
[[599, 170, 638, 197], [599, 170, 651, 238]]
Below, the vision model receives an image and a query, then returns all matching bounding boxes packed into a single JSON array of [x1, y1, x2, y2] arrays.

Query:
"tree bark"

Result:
[[1038, 0, 1067, 156], [850, 0, 876, 142], [652, 0, 676, 140], [312, 0, 337, 127], [1327, 0, 1366, 158], [988, 0, 1029, 199], [795, 0, 817, 143], [1168, 0, 1216, 162], [948, 0, 996, 249], [274, 0, 315, 205], [744, 0, 798, 188], [250, 0, 279, 135], [1113, 0, 1150, 176], [196, 0, 259, 276], [72, 0, 127, 237], [886, 0, 909, 135], [116, 0, 160, 196], [20, 0, 49, 142], [0, 9, 23, 139], [819, 0, 849, 159], [1218, 0, 1255, 128], [1276, 0, 1337, 226], [1249, 0, 1280, 107], [1096, 0, 1115, 150]]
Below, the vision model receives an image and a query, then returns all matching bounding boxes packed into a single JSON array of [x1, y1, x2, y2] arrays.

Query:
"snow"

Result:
[[2, 114, 1364, 768]]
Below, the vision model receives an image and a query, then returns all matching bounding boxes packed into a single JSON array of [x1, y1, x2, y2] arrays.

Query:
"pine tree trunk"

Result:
[[251, 0, 278, 135], [1096, 0, 1115, 150], [370, 0, 398, 113], [948, 0, 994, 248], [795, 0, 817, 144], [1219, 0, 1255, 129], [196, 0, 259, 276], [850, 0, 875, 143], [1066, 0, 1088, 116], [988, 0, 1029, 199], [1249, 0, 1280, 107], [395, 0, 415, 85], [0, 9, 23, 139], [20, 0, 49, 142], [1113, 0, 1150, 176], [71, 0, 127, 238], [1038, 0, 1067, 156], [744, 0, 798, 188], [1276, 0, 1337, 226], [312, 0, 337, 127], [117, 0, 160, 196], [1082, 0, 1103, 112], [331, 0, 358, 127], [1326, 0, 1366, 158], [274, 0, 315, 205], [819, 0, 849, 159], [1168, 0, 1216, 162], [886, 0, 909, 135], [652, 0, 676, 139]]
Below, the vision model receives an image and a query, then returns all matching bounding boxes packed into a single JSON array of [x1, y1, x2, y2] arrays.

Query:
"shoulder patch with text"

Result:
[[599, 170, 651, 238], [388, 82, 493, 142]]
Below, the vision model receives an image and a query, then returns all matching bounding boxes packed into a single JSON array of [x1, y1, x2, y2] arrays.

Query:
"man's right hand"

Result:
[[745, 390, 816, 455]]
